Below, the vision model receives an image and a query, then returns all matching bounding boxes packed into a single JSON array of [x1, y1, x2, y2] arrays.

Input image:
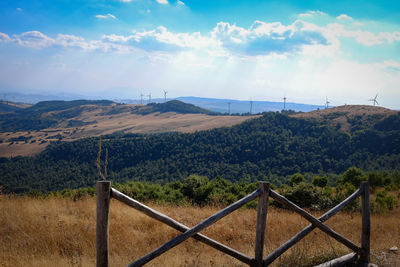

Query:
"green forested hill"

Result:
[[1, 111, 399, 193]]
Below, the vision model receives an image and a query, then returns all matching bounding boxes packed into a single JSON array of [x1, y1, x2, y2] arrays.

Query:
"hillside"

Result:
[[0, 100, 254, 157], [0, 105, 399, 193], [291, 105, 397, 132], [0, 101, 28, 112]]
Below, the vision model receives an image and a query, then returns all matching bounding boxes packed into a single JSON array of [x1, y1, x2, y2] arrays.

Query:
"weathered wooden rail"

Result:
[[96, 181, 370, 267]]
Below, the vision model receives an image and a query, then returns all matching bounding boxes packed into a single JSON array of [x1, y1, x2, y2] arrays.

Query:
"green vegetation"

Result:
[[24, 168, 399, 214], [0, 111, 399, 193]]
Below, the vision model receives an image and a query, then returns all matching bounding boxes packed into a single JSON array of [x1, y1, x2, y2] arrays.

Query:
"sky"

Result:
[[0, 0, 400, 108]]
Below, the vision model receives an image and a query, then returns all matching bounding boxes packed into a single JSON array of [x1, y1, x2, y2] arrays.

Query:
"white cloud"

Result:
[[103, 26, 217, 52], [299, 10, 327, 18], [95, 14, 117, 20], [211, 20, 329, 56], [382, 60, 400, 70], [16, 8, 23, 12], [0, 32, 11, 42], [177, 1, 185, 5], [4, 19, 400, 59], [6, 31, 132, 53], [0, 20, 333, 56], [327, 23, 400, 46], [14, 31, 55, 49], [120, 0, 132, 2], [156, 0, 168, 4], [336, 14, 352, 20]]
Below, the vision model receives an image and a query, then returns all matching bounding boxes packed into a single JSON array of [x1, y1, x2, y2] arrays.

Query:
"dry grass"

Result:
[[1, 196, 399, 267]]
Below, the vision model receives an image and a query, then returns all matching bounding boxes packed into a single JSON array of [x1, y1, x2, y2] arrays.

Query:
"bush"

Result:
[[372, 190, 398, 213], [279, 182, 333, 210], [182, 174, 209, 199], [339, 167, 367, 187], [289, 173, 305, 186], [333, 182, 360, 211], [312, 176, 328, 188]]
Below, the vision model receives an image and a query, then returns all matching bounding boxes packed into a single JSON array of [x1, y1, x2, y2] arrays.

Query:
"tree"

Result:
[[312, 176, 328, 188], [182, 174, 209, 199], [289, 173, 305, 186], [339, 167, 367, 187]]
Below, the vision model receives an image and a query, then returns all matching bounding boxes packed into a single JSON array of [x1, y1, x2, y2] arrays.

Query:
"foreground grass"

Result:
[[1, 196, 399, 267]]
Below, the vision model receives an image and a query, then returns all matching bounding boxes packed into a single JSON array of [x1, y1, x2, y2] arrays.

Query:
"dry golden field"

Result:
[[1, 195, 399, 267]]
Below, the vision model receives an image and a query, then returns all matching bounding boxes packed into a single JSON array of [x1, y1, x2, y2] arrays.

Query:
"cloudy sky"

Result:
[[0, 0, 399, 108]]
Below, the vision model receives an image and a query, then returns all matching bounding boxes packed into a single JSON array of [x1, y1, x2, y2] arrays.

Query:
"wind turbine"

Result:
[[140, 93, 144, 104], [227, 102, 231, 115], [369, 94, 379, 106], [283, 96, 287, 110], [325, 97, 330, 109], [249, 99, 253, 114], [148, 93, 152, 104], [163, 90, 168, 103]]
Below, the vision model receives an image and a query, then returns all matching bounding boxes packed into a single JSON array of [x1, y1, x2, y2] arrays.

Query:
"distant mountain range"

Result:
[[104, 97, 325, 113], [1, 92, 325, 113], [176, 97, 325, 113]]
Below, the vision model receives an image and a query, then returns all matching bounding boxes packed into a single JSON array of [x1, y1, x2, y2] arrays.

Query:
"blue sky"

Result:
[[0, 0, 400, 108]]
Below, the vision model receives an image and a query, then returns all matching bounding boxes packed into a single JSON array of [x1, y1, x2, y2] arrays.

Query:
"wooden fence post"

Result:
[[254, 182, 270, 267], [360, 181, 370, 264], [97, 181, 111, 267]]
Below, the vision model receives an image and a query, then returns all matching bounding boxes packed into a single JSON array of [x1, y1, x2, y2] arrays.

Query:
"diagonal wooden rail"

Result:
[[96, 181, 370, 267], [263, 186, 363, 265], [111, 188, 254, 265]]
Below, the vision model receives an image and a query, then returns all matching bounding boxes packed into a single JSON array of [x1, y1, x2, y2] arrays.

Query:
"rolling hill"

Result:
[[291, 105, 397, 132], [0, 104, 398, 193], [0, 100, 255, 157]]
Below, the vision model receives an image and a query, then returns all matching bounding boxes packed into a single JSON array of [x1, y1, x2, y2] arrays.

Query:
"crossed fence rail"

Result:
[[96, 181, 370, 267]]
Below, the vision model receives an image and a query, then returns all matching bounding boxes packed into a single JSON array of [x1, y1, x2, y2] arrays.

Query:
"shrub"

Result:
[[339, 167, 367, 187], [312, 176, 328, 188], [289, 173, 305, 186], [333, 182, 360, 211], [279, 182, 333, 210], [373, 190, 398, 213], [182, 174, 209, 199]]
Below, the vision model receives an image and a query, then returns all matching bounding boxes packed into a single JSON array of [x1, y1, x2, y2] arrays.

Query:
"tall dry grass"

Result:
[[1, 195, 399, 267]]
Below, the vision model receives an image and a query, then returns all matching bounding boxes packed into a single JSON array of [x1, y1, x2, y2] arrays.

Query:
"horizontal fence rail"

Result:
[[96, 181, 371, 267]]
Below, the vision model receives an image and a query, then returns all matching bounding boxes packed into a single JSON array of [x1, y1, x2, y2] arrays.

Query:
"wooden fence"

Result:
[[96, 181, 370, 267]]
